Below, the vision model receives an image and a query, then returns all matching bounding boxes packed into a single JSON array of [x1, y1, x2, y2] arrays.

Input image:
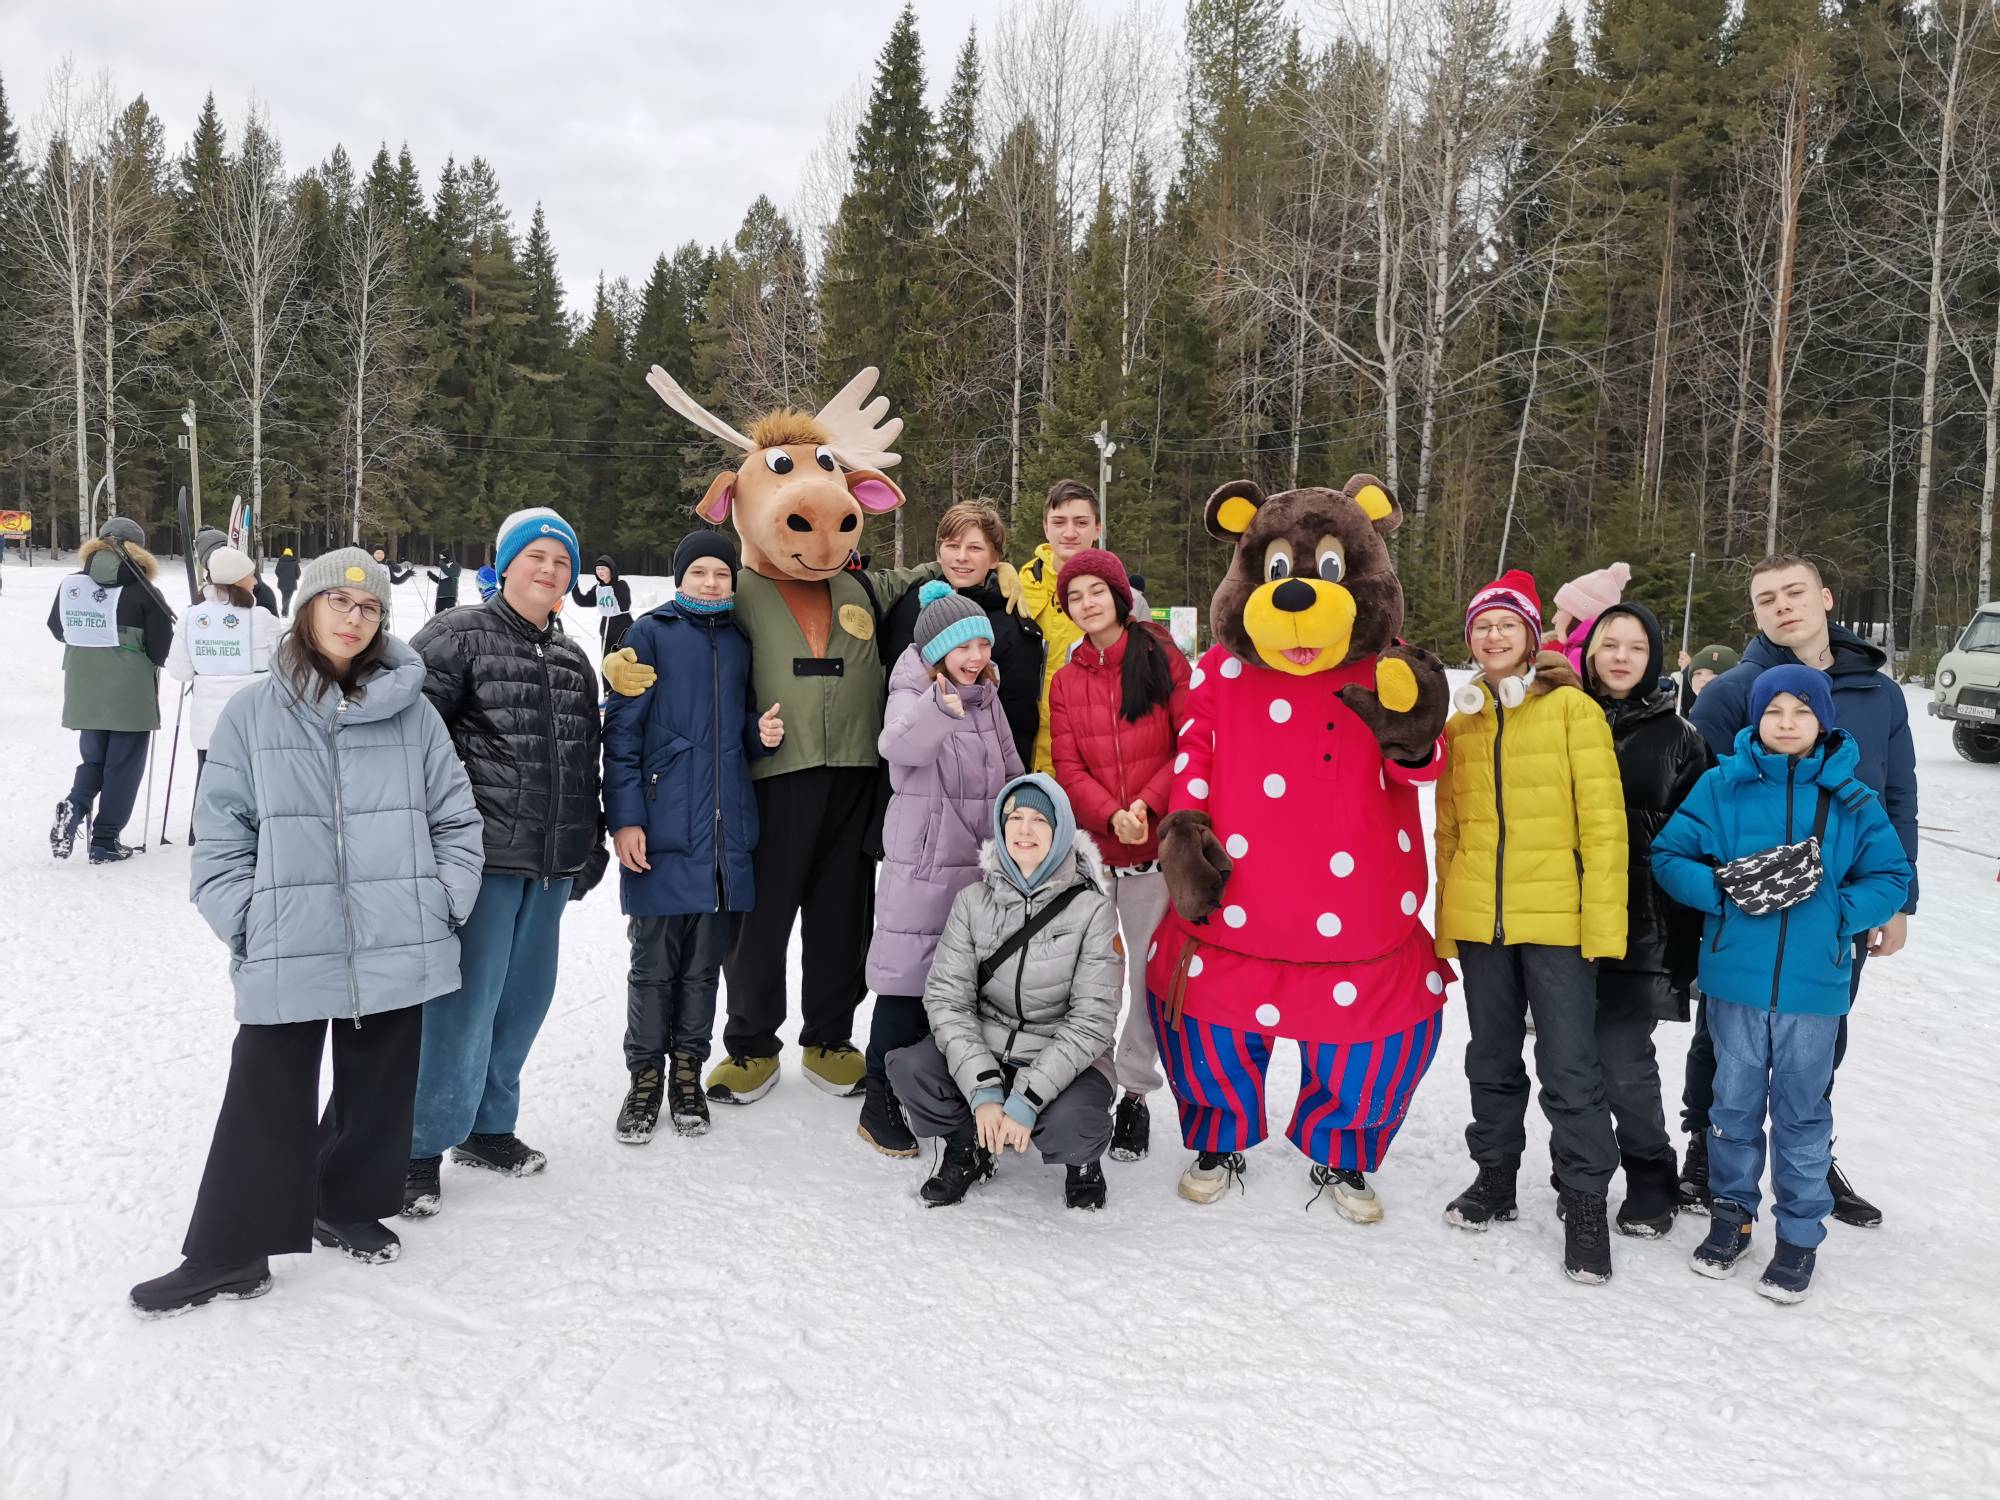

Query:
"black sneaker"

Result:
[[1065, 1161, 1108, 1210], [1678, 1133, 1712, 1216], [668, 1051, 711, 1137], [1828, 1158, 1882, 1228], [857, 1075, 918, 1158], [1560, 1187, 1613, 1284], [451, 1132, 548, 1176], [1444, 1158, 1519, 1231], [51, 800, 82, 859], [920, 1133, 995, 1208], [312, 1217, 401, 1265], [129, 1256, 272, 1318], [616, 1066, 664, 1144], [1756, 1240, 1817, 1304], [88, 841, 140, 864], [401, 1155, 442, 1218], [1690, 1201, 1755, 1278], [1616, 1153, 1680, 1239], [1109, 1092, 1151, 1162]]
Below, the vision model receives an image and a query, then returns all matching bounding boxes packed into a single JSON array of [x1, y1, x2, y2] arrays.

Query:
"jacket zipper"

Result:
[[1004, 884, 1040, 1060], [1770, 759, 1798, 1011], [1491, 697, 1508, 944], [326, 709, 363, 1027], [535, 641, 559, 888], [710, 620, 725, 912]]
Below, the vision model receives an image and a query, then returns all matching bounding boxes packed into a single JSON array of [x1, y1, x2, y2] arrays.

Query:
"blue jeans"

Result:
[[1706, 999, 1840, 1250], [410, 874, 571, 1159]]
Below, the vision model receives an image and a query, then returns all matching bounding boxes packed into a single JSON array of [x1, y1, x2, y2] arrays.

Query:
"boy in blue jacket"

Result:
[[602, 532, 783, 1142], [1652, 666, 1911, 1303]]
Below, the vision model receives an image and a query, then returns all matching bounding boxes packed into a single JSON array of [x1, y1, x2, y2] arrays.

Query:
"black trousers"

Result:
[[722, 766, 876, 1058], [626, 913, 727, 1073], [182, 1005, 423, 1264], [1594, 971, 1672, 1165], [68, 728, 148, 845], [280, 585, 297, 616], [1682, 943, 1870, 1134], [865, 993, 930, 1091], [1458, 941, 1619, 1196]]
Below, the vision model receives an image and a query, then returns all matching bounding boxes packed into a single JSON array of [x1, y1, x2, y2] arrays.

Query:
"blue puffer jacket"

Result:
[[1691, 625, 1918, 911], [601, 601, 773, 917], [1651, 728, 1912, 1016]]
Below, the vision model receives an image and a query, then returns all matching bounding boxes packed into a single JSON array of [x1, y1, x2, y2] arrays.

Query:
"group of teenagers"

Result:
[[44, 473, 1916, 1320]]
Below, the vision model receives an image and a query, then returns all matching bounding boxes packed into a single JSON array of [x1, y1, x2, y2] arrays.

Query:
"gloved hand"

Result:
[[570, 840, 612, 902], [603, 647, 655, 696], [995, 561, 1023, 615]]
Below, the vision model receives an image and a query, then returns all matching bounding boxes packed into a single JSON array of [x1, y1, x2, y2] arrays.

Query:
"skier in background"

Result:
[[275, 548, 301, 616], [428, 551, 463, 613], [572, 556, 635, 654]]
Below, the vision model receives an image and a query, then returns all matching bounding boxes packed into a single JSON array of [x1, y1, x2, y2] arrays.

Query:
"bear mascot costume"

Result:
[[1146, 473, 1453, 1223]]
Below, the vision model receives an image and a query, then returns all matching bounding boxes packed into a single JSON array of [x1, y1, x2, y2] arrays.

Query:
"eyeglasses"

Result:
[[1471, 620, 1524, 638], [322, 590, 384, 623]]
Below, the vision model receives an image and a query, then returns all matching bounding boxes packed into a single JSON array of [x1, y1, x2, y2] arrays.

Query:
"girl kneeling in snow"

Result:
[[885, 775, 1121, 1210], [129, 549, 484, 1318]]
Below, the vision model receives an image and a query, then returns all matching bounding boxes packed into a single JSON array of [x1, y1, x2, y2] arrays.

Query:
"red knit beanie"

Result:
[[1057, 549, 1133, 617], [1465, 569, 1543, 642]]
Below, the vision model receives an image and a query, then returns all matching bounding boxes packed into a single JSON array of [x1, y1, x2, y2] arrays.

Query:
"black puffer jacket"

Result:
[[1584, 603, 1712, 1012], [412, 597, 605, 887]]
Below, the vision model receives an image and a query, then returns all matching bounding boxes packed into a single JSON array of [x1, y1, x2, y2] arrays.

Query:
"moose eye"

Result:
[[839, 513, 858, 532], [814, 445, 838, 472], [1262, 539, 1294, 583], [764, 450, 794, 475], [1316, 536, 1345, 584]]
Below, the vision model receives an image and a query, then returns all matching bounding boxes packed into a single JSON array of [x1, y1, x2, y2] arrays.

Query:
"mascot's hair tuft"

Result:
[[747, 408, 830, 449]]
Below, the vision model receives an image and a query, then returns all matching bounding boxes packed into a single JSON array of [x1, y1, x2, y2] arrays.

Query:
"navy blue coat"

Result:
[[602, 601, 771, 917], [1690, 624, 1918, 911]]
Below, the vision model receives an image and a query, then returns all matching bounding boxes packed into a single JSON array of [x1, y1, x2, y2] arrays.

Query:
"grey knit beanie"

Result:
[[293, 548, 392, 615], [99, 516, 145, 548], [913, 578, 993, 665]]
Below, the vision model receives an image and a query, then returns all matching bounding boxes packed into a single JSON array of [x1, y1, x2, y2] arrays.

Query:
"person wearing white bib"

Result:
[[571, 554, 634, 653], [167, 546, 280, 779]]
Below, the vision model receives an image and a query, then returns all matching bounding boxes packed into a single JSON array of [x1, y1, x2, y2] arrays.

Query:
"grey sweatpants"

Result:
[[1110, 870, 1171, 1096], [886, 1037, 1114, 1166]]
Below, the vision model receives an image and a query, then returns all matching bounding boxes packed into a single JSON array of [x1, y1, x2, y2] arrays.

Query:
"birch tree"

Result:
[[329, 181, 428, 544], [93, 92, 173, 518]]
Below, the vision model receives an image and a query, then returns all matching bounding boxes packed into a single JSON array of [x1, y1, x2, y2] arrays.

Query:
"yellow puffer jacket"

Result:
[[1018, 542, 1083, 773], [1434, 654, 1629, 960]]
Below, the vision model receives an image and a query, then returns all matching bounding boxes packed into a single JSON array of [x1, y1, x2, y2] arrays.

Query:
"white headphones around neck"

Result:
[[1454, 666, 1535, 716]]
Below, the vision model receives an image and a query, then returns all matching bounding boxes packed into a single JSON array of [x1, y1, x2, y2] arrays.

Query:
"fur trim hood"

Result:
[[78, 535, 159, 579], [976, 828, 1110, 892]]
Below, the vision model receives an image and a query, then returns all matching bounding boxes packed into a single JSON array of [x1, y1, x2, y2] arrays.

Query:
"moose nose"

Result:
[[1272, 578, 1317, 614]]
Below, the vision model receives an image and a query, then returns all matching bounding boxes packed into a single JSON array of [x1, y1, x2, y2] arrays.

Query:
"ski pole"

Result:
[[160, 683, 190, 845], [140, 726, 159, 854], [1680, 551, 1698, 662]]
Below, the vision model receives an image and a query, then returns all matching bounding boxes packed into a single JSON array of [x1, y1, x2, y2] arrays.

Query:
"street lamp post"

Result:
[[1091, 421, 1118, 549]]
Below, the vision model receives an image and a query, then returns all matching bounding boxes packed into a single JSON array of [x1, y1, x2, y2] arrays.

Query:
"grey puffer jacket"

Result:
[[921, 833, 1122, 1114], [191, 635, 486, 1025]]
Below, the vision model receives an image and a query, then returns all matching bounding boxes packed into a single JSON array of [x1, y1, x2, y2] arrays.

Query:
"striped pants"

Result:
[[1149, 996, 1442, 1171]]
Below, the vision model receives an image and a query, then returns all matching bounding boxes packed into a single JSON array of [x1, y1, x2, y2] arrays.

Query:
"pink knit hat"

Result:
[[1555, 561, 1632, 622]]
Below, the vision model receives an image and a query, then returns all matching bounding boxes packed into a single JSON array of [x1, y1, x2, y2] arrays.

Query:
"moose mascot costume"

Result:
[[1146, 474, 1454, 1222], [609, 367, 937, 1106]]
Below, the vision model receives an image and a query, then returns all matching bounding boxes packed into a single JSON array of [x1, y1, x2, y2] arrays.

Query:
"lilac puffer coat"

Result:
[[866, 645, 1025, 996]]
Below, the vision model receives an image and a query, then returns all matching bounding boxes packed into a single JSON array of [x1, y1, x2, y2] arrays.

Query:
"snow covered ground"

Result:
[[2, 553, 1997, 1499]]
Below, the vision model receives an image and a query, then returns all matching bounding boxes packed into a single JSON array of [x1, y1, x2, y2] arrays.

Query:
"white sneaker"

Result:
[[1177, 1151, 1246, 1204], [1310, 1165, 1383, 1224]]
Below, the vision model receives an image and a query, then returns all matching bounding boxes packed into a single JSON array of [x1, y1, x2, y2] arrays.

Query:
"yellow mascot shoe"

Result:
[[704, 1054, 779, 1105], [801, 1045, 867, 1098]]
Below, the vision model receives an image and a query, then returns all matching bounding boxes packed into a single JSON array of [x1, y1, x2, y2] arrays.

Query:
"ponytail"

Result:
[[1118, 608, 1176, 723]]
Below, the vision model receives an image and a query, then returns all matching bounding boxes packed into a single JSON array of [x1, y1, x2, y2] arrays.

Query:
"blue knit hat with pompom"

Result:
[[914, 578, 993, 665]]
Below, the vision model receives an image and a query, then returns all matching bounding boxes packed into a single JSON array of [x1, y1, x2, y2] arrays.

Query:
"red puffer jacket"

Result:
[[1049, 624, 1192, 868]]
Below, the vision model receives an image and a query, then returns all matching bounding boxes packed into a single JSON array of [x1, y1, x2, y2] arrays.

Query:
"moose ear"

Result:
[[1204, 480, 1266, 541], [1344, 473, 1401, 536], [695, 471, 737, 524], [845, 467, 906, 514]]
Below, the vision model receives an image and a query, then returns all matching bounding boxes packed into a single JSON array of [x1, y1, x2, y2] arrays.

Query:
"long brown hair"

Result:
[[214, 581, 256, 608], [278, 595, 387, 704]]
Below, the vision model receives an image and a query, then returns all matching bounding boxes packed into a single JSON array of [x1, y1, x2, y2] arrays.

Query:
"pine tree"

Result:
[[937, 29, 982, 234], [617, 243, 712, 556]]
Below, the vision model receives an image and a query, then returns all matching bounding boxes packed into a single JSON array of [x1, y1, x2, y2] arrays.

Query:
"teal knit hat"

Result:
[[914, 579, 993, 665]]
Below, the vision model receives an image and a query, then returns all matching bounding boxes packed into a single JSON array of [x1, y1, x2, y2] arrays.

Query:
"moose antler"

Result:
[[815, 366, 904, 471], [646, 365, 755, 453]]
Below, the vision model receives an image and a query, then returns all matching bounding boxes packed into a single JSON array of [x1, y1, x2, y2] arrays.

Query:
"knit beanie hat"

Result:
[[1690, 643, 1741, 674], [99, 516, 145, 548], [206, 546, 255, 587], [1750, 664, 1836, 732], [1002, 779, 1057, 828], [1465, 569, 1543, 643], [495, 506, 582, 581], [1057, 549, 1134, 618], [914, 579, 993, 665], [993, 773, 1076, 893], [294, 547, 391, 615], [673, 530, 740, 582], [475, 565, 499, 602], [1555, 561, 1632, 623]]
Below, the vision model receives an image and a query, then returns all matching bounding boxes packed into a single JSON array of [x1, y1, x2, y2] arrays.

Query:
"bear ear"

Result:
[[1204, 480, 1267, 541], [1344, 473, 1401, 536]]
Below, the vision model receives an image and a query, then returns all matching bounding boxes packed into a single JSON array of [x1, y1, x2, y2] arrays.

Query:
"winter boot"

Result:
[[451, 1132, 548, 1176], [857, 1075, 919, 1158], [801, 1044, 867, 1098], [1689, 1200, 1755, 1279], [1828, 1157, 1882, 1228], [312, 1218, 402, 1265], [88, 840, 140, 864], [1616, 1153, 1680, 1239], [668, 1051, 710, 1137], [1109, 1092, 1151, 1162], [1065, 1161, 1108, 1211], [401, 1155, 442, 1218], [1309, 1164, 1383, 1224], [1176, 1151, 1247, 1205], [705, 1053, 779, 1105], [616, 1066, 664, 1145], [50, 800, 83, 859], [129, 1256, 272, 1319], [1756, 1240, 1817, 1304], [1559, 1187, 1613, 1285], [1678, 1133, 1712, 1216], [920, 1130, 995, 1208], [1444, 1158, 1520, 1231]]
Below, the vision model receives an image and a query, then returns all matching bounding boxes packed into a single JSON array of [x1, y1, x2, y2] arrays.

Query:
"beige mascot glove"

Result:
[[996, 561, 1025, 615], [603, 647, 656, 697]]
